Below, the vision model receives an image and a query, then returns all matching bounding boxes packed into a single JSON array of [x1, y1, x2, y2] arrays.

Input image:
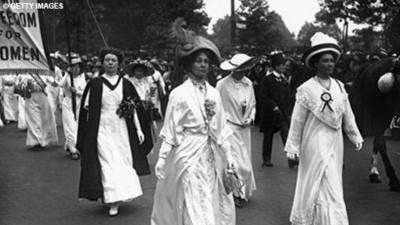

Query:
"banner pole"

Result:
[[62, 0, 77, 120]]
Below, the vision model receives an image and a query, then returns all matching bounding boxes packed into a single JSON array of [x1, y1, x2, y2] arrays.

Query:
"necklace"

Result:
[[315, 76, 331, 90]]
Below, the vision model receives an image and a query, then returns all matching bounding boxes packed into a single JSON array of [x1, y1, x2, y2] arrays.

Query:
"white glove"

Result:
[[137, 130, 145, 144], [155, 158, 166, 180], [355, 142, 363, 151], [286, 152, 298, 160]]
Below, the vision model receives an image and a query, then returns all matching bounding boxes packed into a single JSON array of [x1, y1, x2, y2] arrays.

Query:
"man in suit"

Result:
[[259, 51, 297, 168]]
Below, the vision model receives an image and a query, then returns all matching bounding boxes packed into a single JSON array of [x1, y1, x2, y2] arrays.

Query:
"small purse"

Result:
[[222, 166, 245, 195]]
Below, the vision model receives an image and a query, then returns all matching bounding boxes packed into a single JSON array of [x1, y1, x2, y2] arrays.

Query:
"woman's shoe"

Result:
[[108, 204, 119, 216]]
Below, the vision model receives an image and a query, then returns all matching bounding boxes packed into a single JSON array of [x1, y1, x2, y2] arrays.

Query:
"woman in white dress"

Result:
[[124, 59, 157, 143], [59, 57, 86, 160], [284, 32, 363, 225], [1, 74, 18, 123], [151, 18, 236, 225], [15, 74, 58, 149], [77, 47, 152, 216], [217, 53, 257, 208]]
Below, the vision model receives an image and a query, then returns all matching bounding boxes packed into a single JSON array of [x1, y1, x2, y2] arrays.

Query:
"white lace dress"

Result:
[[285, 77, 363, 225]]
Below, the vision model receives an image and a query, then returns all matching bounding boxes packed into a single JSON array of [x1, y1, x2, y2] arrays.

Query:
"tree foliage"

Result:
[[317, 0, 400, 52], [297, 22, 341, 47], [210, 15, 231, 56], [41, 0, 210, 57], [236, 0, 296, 55]]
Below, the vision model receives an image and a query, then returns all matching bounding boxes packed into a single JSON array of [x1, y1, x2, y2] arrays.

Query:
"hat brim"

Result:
[[176, 36, 221, 66], [303, 43, 341, 68], [220, 57, 255, 71], [123, 63, 154, 76]]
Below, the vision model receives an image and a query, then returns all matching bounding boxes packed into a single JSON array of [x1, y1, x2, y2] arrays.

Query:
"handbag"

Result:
[[222, 166, 245, 195]]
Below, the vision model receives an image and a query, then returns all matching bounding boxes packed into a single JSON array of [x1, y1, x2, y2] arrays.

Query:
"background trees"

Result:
[[41, 0, 400, 58], [316, 0, 400, 53]]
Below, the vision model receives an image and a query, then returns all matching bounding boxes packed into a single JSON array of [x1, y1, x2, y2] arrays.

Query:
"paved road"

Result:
[[1, 120, 400, 225]]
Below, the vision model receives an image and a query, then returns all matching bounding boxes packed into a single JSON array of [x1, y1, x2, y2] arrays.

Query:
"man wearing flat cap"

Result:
[[259, 51, 296, 168]]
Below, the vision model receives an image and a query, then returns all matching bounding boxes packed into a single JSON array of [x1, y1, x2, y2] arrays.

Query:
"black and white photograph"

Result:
[[1, 0, 400, 224]]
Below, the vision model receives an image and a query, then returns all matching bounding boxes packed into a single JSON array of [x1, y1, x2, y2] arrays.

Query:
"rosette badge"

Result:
[[320, 92, 333, 112]]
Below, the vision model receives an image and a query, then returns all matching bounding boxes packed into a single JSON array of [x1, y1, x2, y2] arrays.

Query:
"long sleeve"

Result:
[[159, 92, 184, 146], [342, 97, 363, 145], [248, 84, 256, 121], [284, 101, 308, 155], [158, 141, 173, 159]]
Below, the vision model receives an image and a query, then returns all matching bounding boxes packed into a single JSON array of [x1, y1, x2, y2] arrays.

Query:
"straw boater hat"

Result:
[[71, 57, 82, 65], [302, 32, 341, 69], [123, 59, 155, 77], [171, 17, 221, 66], [220, 53, 254, 71]]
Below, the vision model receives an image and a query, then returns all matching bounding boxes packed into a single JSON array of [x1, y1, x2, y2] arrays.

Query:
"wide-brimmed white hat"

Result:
[[220, 53, 253, 71], [71, 57, 82, 65], [302, 32, 341, 68]]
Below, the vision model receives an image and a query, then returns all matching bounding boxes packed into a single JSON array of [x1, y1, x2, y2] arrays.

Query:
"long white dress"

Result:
[[216, 74, 257, 199], [149, 70, 166, 116], [151, 79, 235, 225], [17, 97, 26, 130], [1, 75, 18, 121], [22, 75, 58, 147], [284, 77, 363, 225], [60, 73, 86, 153], [45, 66, 63, 116], [96, 75, 142, 204]]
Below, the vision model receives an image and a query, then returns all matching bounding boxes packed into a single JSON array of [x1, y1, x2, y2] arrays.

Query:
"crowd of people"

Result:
[[0, 18, 398, 224]]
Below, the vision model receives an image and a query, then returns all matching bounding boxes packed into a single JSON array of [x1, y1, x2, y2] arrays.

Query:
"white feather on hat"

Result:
[[302, 32, 341, 68]]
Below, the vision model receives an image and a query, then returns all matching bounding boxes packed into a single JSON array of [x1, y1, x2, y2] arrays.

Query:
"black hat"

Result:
[[123, 59, 154, 76], [270, 51, 285, 67]]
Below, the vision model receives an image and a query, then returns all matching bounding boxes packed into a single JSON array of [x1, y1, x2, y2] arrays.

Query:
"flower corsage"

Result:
[[116, 96, 139, 119], [204, 99, 216, 121]]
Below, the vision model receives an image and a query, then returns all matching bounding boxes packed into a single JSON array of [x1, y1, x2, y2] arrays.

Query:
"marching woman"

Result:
[[59, 57, 87, 160], [217, 53, 257, 208], [14, 74, 58, 149], [124, 59, 157, 144], [1, 74, 18, 123], [151, 18, 236, 225], [76, 47, 153, 216], [284, 32, 363, 225]]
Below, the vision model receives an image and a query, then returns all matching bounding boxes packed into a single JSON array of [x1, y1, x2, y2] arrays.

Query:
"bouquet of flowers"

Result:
[[116, 96, 139, 119], [14, 80, 33, 98], [204, 99, 216, 121]]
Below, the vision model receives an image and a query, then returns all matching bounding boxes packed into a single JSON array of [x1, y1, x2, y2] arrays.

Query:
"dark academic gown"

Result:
[[76, 76, 153, 201]]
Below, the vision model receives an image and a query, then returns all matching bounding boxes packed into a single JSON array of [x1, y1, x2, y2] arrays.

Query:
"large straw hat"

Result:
[[302, 32, 341, 68], [220, 53, 253, 71], [123, 59, 154, 77]]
